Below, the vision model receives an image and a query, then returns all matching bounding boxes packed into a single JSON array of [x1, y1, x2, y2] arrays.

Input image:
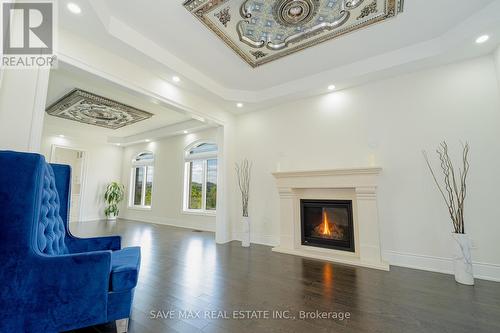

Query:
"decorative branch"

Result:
[[423, 142, 470, 234], [235, 159, 252, 217]]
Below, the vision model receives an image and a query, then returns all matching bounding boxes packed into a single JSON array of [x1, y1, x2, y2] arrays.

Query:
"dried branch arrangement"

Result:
[[236, 159, 252, 217], [423, 142, 470, 234]]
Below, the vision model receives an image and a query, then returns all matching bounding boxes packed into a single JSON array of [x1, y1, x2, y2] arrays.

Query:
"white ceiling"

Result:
[[47, 66, 192, 136], [57, 0, 500, 112], [45, 65, 213, 144]]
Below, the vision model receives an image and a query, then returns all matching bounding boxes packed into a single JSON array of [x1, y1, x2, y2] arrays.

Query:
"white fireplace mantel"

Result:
[[272, 167, 389, 271]]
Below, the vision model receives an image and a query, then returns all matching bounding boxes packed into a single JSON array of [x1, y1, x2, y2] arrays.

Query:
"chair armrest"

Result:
[[66, 235, 122, 253], [36, 250, 112, 329]]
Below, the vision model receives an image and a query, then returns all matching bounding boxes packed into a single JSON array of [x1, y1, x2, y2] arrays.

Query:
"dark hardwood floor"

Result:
[[68, 219, 500, 333]]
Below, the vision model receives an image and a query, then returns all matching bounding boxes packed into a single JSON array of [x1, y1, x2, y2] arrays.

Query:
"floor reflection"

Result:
[[322, 262, 334, 299], [181, 237, 217, 298], [130, 226, 152, 270]]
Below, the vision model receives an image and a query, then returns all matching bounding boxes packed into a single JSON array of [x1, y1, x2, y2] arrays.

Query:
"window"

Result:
[[130, 152, 154, 208], [184, 143, 218, 214]]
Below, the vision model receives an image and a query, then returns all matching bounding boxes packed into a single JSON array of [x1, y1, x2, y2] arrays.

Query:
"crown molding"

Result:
[[107, 119, 215, 146], [87, 1, 500, 108], [272, 167, 382, 178]]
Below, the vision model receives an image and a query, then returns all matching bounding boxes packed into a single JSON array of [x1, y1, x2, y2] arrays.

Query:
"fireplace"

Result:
[[273, 168, 388, 270], [300, 200, 355, 252]]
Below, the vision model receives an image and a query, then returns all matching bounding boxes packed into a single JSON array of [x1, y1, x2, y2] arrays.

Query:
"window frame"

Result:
[[183, 142, 218, 216], [129, 152, 155, 210]]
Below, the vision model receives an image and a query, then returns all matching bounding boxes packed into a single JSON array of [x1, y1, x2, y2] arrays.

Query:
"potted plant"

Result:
[[423, 142, 473, 285], [236, 159, 252, 247], [104, 182, 125, 221]]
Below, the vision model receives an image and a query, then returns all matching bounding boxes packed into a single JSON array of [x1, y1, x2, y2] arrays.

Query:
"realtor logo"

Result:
[[1, 1, 56, 67], [3, 2, 52, 54]]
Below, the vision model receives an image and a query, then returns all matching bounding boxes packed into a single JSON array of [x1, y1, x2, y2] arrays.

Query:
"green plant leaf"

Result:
[[104, 182, 125, 217]]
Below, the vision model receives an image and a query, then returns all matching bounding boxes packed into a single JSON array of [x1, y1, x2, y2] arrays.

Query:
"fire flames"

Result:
[[313, 209, 345, 240], [321, 209, 332, 236]]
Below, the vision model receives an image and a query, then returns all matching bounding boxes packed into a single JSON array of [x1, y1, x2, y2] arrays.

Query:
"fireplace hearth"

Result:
[[301, 200, 355, 252]]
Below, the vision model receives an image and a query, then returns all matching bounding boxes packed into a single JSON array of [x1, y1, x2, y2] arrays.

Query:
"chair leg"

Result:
[[116, 318, 129, 333]]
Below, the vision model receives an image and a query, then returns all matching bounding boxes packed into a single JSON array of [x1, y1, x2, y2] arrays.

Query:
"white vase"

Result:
[[451, 233, 474, 285], [107, 213, 117, 222], [242, 216, 250, 247]]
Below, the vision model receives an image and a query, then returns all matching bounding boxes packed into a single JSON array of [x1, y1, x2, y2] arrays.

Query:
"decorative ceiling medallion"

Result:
[[46, 89, 153, 130], [273, 0, 320, 27], [184, 0, 404, 67], [215, 7, 231, 27]]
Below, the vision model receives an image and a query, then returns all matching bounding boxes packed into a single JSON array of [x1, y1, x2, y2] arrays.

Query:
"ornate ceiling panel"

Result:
[[46, 89, 153, 129], [184, 0, 404, 67]]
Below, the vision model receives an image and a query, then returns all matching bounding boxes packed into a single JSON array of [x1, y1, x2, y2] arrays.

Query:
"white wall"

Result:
[[0, 68, 49, 152], [41, 117, 124, 222], [495, 45, 500, 94], [232, 55, 500, 280], [121, 128, 218, 232]]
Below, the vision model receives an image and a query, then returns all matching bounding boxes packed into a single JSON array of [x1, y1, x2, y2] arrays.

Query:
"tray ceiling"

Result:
[[184, 0, 405, 67], [46, 89, 153, 130]]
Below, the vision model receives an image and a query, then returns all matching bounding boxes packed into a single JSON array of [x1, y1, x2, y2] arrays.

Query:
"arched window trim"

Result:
[[129, 151, 155, 209], [183, 141, 218, 215], [132, 151, 154, 166], [184, 141, 217, 162]]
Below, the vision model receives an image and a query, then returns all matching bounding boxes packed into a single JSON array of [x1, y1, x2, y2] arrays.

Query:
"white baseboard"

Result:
[[78, 216, 104, 222], [231, 232, 278, 247], [384, 250, 500, 282], [122, 215, 216, 233]]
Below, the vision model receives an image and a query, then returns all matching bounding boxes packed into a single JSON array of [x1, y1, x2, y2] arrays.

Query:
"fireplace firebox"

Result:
[[300, 200, 355, 252]]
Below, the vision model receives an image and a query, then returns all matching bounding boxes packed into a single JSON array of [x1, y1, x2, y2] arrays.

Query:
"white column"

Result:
[[277, 188, 295, 250], [0, 67, 50, 152], [495, 46, 500, 97], [355, 186, 384, 265], [215, 124, 233, 243]]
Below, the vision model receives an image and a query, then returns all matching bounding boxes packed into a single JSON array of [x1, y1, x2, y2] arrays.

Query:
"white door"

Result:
[[51, 147, 85, 223]]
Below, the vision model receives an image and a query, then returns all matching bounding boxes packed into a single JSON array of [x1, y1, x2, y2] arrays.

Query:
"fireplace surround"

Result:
[[272, 167, 389, 271]]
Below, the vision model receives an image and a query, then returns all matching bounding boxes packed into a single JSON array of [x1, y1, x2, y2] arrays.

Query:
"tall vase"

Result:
[[451, 233, 474, 285], [242, 216, 250, 247]]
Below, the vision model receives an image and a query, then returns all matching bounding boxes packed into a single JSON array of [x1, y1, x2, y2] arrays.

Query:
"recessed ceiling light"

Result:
[[58, 134, 65, 138], [67, 3, 82, 14], [183, 130, 188, 134], [116, 143, 121, 146], [475, 35, 490, 44], [145, 139, 151, 142], [328, 85, 336, 91], [236, 103, 244, 108], [172, 76, 181, 83]]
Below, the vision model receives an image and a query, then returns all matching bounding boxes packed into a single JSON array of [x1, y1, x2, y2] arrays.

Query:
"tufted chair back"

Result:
[[37, 163, 69, 255]]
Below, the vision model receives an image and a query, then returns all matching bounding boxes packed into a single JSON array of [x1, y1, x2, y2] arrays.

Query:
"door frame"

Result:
[[50, 145, 88, 223]]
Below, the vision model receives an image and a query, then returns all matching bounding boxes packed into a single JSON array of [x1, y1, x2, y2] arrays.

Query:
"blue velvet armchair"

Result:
[[0, 151, 141, 333]]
